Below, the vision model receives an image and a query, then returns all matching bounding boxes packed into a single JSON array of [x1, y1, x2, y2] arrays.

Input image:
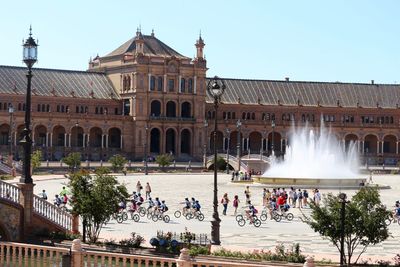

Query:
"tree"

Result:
[[68, 167, 128, 243], [108, 154, 127, 172], [303, 186, 391, 265], [31, 150, 42, 174], [62, 152, 81, 172], [208, 156, 226, 170], [155, 154, 172, 170]]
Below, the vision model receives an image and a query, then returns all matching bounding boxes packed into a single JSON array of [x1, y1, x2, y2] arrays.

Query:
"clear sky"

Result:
[[1, 0, 399, 84]]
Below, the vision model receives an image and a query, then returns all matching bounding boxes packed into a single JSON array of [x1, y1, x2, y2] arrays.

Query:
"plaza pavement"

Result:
[[10, 172, 400, 263]]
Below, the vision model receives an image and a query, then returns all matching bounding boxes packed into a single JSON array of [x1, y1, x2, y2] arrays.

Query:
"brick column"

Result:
[[72, 214, 80, 234], [17, 183, 35, 240]]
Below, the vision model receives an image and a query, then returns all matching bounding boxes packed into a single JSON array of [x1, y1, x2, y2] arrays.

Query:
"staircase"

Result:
[[0, 179, 73, 232], [0, 161, 12, 175]]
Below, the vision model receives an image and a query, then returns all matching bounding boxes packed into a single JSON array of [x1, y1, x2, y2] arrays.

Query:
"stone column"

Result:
[[148, 73, 151, 91], [361, 140, 365, 154], [101, 134, 104, 148], [377, 141, 380, 154], [64, 133, 68, 147], [178, 75, 182, 93], [381, 141, 384, 154], [120, 135, 123, 149], [46, 133, 49, 147], [396, 141, 399, 154], [193, 76, 197, 94], [71, 239, 84, 267], [49, 133, 53, 147], [69, 134, 72, 147], [17, 183, 35, 241], [163, 74, 167, 92], [105, 135, 109, 148], [86, 134, 90, 148], [82, 134, 85, 148], [222, 137, 226, 151]]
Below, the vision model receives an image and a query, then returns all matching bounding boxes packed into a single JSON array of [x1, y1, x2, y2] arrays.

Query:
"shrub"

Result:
[[109, 154, 127, 172], [155, 154, 173, 170], [118, 232, 145, 248], [189, 245, 210, 256]]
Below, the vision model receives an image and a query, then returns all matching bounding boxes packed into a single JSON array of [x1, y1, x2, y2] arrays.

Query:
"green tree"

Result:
[[68, 168, 128, 243], [155, 154, 172, 170], [108, 154, 127, 172], [31, 150, 42, 174], [208, 156, 226, 170], [62, 152, 81, 172], [303, 186, 391, 265]]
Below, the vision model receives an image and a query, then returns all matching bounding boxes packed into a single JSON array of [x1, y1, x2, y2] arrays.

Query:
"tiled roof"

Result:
[[104, 34, 189, 59], [206, 78, 400, 109], [0, 65, 119, 99]]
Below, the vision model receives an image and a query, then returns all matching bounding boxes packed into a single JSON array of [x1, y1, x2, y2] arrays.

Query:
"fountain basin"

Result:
[[253, 176, 367, 189]]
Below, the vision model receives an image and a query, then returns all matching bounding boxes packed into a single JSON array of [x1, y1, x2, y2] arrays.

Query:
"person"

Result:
[[262, 188, 268, 207], [136, 181, 142, 194], [154, 197, 162, 212], [122, 166, 127, 176], [160, 200, 168, 214], [182, 197, 191, 214], [41, 190, 48, 200], [59, 186, 68, 197], [145, 182, 151, 199], [221, 193, 230, 215], [193, 200, 201, 214], [297, 189, 303, 208], [233, 195, 240, 215], [62, 193, 69, 205], [314, 189, 321, 206], [54, 195, 62, 207], [245, 201, 257, 224], [288, 187, 294, 206], [244, 186, 251, 196], [191, 197, 196, 209], [277, 193, 286, 211]]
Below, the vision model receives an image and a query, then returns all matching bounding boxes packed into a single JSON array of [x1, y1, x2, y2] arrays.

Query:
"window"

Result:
[[242, 112, 246, 120], [37, 104, 41, 112], [76, 106, 79, 113], [95, 107, 99, 114], [168, 79, 175, 92], [115, 108, 119, 115], [223, 112, 227, 120], [100, 107, 103, 114], [232, 112, 236, 120], [188, 78, 193, 93], [181, 78, 186, 93], [150, 76, 156, 91], [61, 105, 65, 113], [157, 77, 163, 91], [47, 105, 50, 112], [41, 104, 46, 112], [251, 113, 255, 120], [18, 103, 22, 111], [227, 112, 231, 119]]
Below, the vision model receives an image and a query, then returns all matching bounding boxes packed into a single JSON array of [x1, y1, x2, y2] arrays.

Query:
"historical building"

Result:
[[0, 29, 399, 166]]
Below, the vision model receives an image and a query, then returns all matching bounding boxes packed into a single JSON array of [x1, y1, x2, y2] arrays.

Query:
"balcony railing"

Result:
[[149, 115, 196, 122]]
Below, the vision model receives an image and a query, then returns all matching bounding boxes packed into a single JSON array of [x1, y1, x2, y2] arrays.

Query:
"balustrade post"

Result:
[[175, 248, 191, 267], [71, 239, 84, 267], [72, 213, 80, 234], [17, 182, 35, 240]]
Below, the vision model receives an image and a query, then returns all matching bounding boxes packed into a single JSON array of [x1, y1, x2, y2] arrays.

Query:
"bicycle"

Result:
[[237, 214, 261, 227], [174, 207, 190, 218], [273, 207, 294, 222], [151, 210, 170, 223], [185, 210, 204, 221], [385, 214, 400, 226]]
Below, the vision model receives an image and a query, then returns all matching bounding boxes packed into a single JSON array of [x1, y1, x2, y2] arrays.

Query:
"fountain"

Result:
[[253, 122, 366, 188]]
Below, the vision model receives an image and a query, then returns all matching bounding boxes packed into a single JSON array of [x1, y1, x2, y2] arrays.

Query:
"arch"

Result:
[[267, 131, 282, 153], [344, 133, 358, 152], [166, 101, 176, 117], [150, 128, 161, 153], [108, 127, 121, 148], [34, 125, 47, 147], [364, 134, 378, 154], [165, 128, 176, 154], [249, 131, 262, 153], [71, 126, 84, 147], [229, 131, 243, 151], [181, 102, 191, 118], [180, 129, 191, 154], [383, 134, 397, 154], [89, 127, 102, 147], [210, 130, 224, 152], [0, 124, 10, 145], [150, 100, 161, 117], [52, 125, 66, 147]]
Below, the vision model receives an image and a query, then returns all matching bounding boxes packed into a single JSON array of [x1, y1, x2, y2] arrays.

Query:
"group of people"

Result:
[[231, 171, 252, 181], [134, 181, 152, 199], [181, 197, 201, 214], [47, 187, 69, 209]]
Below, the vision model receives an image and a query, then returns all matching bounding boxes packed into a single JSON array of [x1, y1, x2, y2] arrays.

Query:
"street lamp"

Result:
[[207, 76, 225, 245], [144, 124, 149, 175], [271, 119, 276, 156], [8, 104, 14, 161], [20, 26, 38, 184], [225, 128, 230, 174], [236, 119, 242, 172], [203, 119, 208, 169], [338, 192, 347, 266]]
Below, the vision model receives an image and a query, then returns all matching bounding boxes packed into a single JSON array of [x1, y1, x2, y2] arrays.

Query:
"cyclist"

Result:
[[180, 197, 191, 215], [160, 200, 168, 214], [147, 197, 155, 211], [245, 201, 256, 224], [191, 197, 196, 209], [53, 195, 62, 207], [193, 200, 201, 214]]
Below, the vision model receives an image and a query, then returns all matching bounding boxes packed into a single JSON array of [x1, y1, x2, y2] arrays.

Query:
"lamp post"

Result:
[[207, 76, 225, 245], [271, 119, 275, 156], [225, 128, 230, 174], [144, 124, 149, 175], [20, 27, 38, 184], [8, 104, 14, 161], [203, 119, 208, 169], [338, 193, 347, 266], [236, 119, 242, 171]]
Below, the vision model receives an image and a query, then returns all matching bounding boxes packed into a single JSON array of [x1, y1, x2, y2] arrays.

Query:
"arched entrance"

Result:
[[383, 135, 397, 154], [52, 126, 66, 146], [71, 126, 84, 147], [181, 129, 191, 154], [181, 102, 191, 118], [0, 124, 10, 145], [34, 125, 47, 147], [268, 132, 282, 154], [150, 128, 161, 153], [108, 128, 121, 148], [89, 127, 102, 147], [249, 131, 262, 153], [229, 131, 243, 152], [210, 131, 223, 152], [165, 128, 176, 154], [344, 134, 358, 152], [150, 100, 161, 117], [166, 101, 176, 117], [364, 134, 378, 154]]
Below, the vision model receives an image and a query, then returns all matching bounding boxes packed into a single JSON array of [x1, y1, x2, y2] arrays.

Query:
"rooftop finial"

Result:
[[29, 25, 32, 37], [151, 28, 155, 37]]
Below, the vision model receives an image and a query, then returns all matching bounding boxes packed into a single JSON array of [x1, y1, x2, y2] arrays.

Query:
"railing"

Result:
[[0, 241, 69, 266], [149, 115, 196, 122], [0, 179, 20, 203], [84, 249, 176, 267], [33, 195, 73, 231], [0, 161, 12, 175], [206, 154, 249, 171]]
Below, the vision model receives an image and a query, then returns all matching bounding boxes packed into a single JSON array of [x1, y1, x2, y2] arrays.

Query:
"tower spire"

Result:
[[195, 31, 205, 59]]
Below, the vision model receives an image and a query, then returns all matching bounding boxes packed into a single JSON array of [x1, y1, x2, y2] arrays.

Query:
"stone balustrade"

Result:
[[0, 180, 20, 203], [33, 195, 73, 231]]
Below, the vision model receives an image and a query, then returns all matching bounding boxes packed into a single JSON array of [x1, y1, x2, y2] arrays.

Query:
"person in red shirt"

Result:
[[277, 194, 286, 210]]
